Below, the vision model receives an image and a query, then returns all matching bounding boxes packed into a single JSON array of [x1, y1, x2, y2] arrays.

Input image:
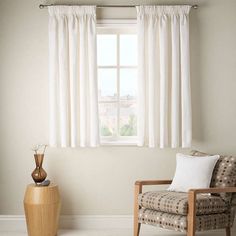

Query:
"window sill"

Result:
[[100, 140, 138, 146]]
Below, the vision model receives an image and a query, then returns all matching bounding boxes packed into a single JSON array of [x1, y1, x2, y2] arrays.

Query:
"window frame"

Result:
[[97, 20, 138, 145]]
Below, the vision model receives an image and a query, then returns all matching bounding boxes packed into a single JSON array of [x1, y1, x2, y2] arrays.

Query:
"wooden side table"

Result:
[[24, 184, 61, 236]]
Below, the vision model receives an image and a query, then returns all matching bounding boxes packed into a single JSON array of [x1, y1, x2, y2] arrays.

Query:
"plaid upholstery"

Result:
[[138, 191, 228, 215], [191, 150, 236, 203], [139, 208, 235, 232]]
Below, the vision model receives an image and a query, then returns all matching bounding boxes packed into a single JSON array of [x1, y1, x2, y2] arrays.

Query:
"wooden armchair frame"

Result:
[[134, 180, 236, 236]]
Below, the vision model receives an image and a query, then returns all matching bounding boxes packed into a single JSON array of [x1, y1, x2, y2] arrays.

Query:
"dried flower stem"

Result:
[[43, 145, 48, 155], [32, 144, 48, 156]]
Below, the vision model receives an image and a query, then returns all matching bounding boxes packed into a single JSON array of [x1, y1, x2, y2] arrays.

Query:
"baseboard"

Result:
[[0, 215, 135, 231], [0, 215, 235, 233], [60, 215, 133, 229], [0, 215, 26, 231]]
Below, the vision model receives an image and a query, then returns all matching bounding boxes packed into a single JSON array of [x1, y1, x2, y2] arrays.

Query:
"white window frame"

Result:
[[97, 20, 138, 145]]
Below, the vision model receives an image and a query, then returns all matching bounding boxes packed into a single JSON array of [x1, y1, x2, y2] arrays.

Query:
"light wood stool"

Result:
[[24, 183, 61, 236]]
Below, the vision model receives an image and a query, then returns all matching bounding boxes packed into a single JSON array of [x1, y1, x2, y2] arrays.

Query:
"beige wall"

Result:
[[0, 0, 236, 215]]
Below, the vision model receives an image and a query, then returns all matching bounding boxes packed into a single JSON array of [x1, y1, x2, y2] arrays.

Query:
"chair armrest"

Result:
[[135, 179, 172, 187], [187, 187, 236, 233], [188, 186, 236, 195]]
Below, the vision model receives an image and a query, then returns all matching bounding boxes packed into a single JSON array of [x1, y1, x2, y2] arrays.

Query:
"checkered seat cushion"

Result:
[[138, 208, 235, 232], [138, 191, 229, 215]]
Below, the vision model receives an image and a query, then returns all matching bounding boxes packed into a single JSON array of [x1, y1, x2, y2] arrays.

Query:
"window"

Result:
[[97, 23, 137, 144]]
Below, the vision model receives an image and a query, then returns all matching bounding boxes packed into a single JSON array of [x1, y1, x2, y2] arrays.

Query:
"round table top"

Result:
[[27, 183, 57, 189]]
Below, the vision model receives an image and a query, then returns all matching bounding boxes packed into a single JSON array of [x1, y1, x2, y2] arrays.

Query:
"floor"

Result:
[[0, 229, 228, 236]]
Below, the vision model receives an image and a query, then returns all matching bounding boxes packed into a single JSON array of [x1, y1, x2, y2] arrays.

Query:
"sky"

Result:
[[97, 34, 137, 98]]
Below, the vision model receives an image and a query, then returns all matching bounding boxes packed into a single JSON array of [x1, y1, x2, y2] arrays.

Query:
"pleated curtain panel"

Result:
[[48, 6, 99, 147], [136, 6, 192, 148], [48, 5, 192, 148]]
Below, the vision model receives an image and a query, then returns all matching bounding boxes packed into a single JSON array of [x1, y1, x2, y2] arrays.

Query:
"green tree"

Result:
[[101, 125, 112, 136], [120, 115, 137, 136]]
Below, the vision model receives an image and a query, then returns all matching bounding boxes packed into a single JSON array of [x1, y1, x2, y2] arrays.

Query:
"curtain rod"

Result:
[[39, 4, 198, 9]]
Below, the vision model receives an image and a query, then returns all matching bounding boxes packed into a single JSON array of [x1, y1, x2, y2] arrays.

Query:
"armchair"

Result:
[[134, 151, 236, 236]]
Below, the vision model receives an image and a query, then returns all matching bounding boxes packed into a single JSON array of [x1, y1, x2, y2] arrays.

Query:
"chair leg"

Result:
[[187, 226, 195, 236], [187, 191, 196, 236], [226, 227, 231, 236], [134, 221, 141, 236], [134, 182, 142, 236]]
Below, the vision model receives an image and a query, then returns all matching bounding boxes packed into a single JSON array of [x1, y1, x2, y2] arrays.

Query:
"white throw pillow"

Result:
[[167, 153, 220, 192]]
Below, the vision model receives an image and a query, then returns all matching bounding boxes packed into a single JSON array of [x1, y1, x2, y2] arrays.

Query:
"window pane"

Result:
[[98, 69, 117, 101], [120, 69, 137, 100], [119, 102, 137, 136], [97, 35, 117, 66], [120, 35, 137, 66], [99, 103, 117, 137]]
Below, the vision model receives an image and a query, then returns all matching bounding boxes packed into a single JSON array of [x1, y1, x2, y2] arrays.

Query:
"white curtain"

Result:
[[136, 6, 192, 148], [48, 6, 99, 147]]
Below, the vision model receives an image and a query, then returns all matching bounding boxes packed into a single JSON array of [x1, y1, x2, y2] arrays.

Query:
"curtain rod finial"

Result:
[[192, 5, 198, 9], [39, 4, 44, 9]]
